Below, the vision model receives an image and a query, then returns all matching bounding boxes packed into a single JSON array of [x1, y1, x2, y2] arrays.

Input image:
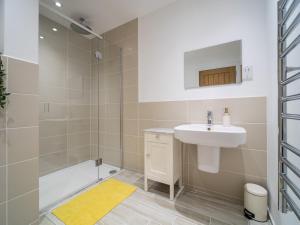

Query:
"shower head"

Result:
[[70, 17, 92, 35]]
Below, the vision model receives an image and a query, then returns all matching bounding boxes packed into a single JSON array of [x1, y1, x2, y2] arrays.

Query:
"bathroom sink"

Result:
[[174, 124, 246, 173], [174, 124, 246, 148]]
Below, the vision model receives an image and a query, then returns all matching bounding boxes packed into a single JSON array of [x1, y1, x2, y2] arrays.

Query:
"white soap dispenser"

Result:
[[223, 107, 231, 126]]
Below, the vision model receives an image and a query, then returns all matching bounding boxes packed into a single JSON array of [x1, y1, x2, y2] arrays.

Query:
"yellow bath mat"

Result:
[[52, 178, 137, 225]]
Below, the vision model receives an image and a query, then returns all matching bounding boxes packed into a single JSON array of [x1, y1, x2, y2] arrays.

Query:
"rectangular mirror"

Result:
[[184, 40, 242, 89]]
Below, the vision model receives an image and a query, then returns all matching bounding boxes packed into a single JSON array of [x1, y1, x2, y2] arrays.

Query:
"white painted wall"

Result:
[[138, 0, 269, 102], [266, 0, 299, 225], [0, 0, 4, 53], [3, 0, 39, 63]]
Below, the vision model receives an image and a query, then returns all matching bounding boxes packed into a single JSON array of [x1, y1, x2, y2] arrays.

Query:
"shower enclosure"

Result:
[[38, 3, 123, 212]]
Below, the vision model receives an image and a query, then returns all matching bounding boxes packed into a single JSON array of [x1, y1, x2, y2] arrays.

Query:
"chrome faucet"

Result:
[[207, 111, 213, 125]]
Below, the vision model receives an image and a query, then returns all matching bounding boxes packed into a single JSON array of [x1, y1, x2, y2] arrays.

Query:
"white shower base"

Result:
[[39, 160, 120, 212]]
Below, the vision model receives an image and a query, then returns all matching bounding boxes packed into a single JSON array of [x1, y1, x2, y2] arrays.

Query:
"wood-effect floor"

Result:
[[39, 170, 271, 225]]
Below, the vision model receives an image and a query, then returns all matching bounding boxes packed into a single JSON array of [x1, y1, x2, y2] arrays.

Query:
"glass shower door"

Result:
[[92, 38, 122, 181], [39, 3, 101, 212]]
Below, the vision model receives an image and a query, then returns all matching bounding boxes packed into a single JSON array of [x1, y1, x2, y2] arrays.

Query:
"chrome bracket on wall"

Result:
[[95, 158, 102, 167]]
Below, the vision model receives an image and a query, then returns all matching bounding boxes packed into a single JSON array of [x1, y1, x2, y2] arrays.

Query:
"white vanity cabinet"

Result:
[[144, 128, 182, 200]]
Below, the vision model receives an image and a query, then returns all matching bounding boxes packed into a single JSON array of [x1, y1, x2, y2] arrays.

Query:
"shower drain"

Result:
[[109, 170, 117, 175]]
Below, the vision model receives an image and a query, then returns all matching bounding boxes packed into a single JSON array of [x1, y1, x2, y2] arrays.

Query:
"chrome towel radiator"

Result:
[[278, 0, 300, 220]]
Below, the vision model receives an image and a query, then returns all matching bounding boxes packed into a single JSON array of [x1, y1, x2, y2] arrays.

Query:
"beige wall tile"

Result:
[[103, 133, 120, 150], [220, 148, 267, 177], [183, 163, 189, 185], [105, 74, 121, 90], [69, 89, 90, 105], [103, 27, 124, 45], [188, 97, 266, 124], [103, 18, 137, 45], [102, 149, 121, 167], [106, 88, 121, 104], [124, 135, 138, 154], [103, 59, 122, 76], [124, 103, 138, 119], [0, 109, 6, 129], [8, 159, 38, 199], [43, 103, 67, 120], [39, 46, 67, 72], [7, 127, 38, 163], [123, 152, 139, 172], [68, 145, 90, 166], [39, 67, 66, 88], [222, 97, 266, 124], [103, 45, 121, 62], [124, 119, 138, 136], [90, 145, 99, 160], [153, 101, 187, 121], [186, 144, 197, 166], [106, 118, 121, 133], [123, 68, 138, 88], [39, 86, 67, 104], [188, 165, 266, 200], [121, 19, 138, 39], [0, 167, 6, 203], [7, 190, 38, 225], [39, 152, 67, 176], [0, 130, 6, 166], [188, 99, 221, 123], [107, 104, 121, 119], [39, 120, 67, 138], [91, 131, 101, 146], [8, 58, 38, 94], [124, 86, 138, 103], [138, 120, 158, 137], [137, 154, 144, 173], [154, 120, 186, 130], [68, 132, 90, 149], [69, 59, 91, 78], [39, 135, 67, 156], [0, 202, 6, 225], [139, 103, 155, 120], [123, 53, 138, 71], [7, 94, 39, 128], [69, 105, 90, 119], [67, 119, 90, 134], [239, 123, 267, 150], [119, 35, 138, 56], [68, 47, 91, 64], [138, 137, 144, 155]]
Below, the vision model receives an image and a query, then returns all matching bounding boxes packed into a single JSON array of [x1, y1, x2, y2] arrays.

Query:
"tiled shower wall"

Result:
[[39, 16, 93, 175], [105, 19, 267, 202], [0, 56, 39, 225], [102, 19, 138, 167]]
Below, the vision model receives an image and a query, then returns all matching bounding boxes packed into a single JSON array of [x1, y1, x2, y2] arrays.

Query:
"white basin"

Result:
[[174, 124, 246, 173]]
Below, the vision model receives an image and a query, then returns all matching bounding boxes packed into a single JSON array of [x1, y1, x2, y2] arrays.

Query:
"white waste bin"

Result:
[[244, 183, 268, 222]]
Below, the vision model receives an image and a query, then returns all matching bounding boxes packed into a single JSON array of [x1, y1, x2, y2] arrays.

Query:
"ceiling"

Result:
[[40, 0, 177, 35]]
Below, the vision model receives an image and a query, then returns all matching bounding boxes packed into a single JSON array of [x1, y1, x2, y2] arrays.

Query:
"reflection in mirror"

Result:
[[184, 40, 242, 89]]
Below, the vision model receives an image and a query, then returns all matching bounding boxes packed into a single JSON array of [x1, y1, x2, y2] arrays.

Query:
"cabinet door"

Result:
[[145, 141, 171, 183]]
